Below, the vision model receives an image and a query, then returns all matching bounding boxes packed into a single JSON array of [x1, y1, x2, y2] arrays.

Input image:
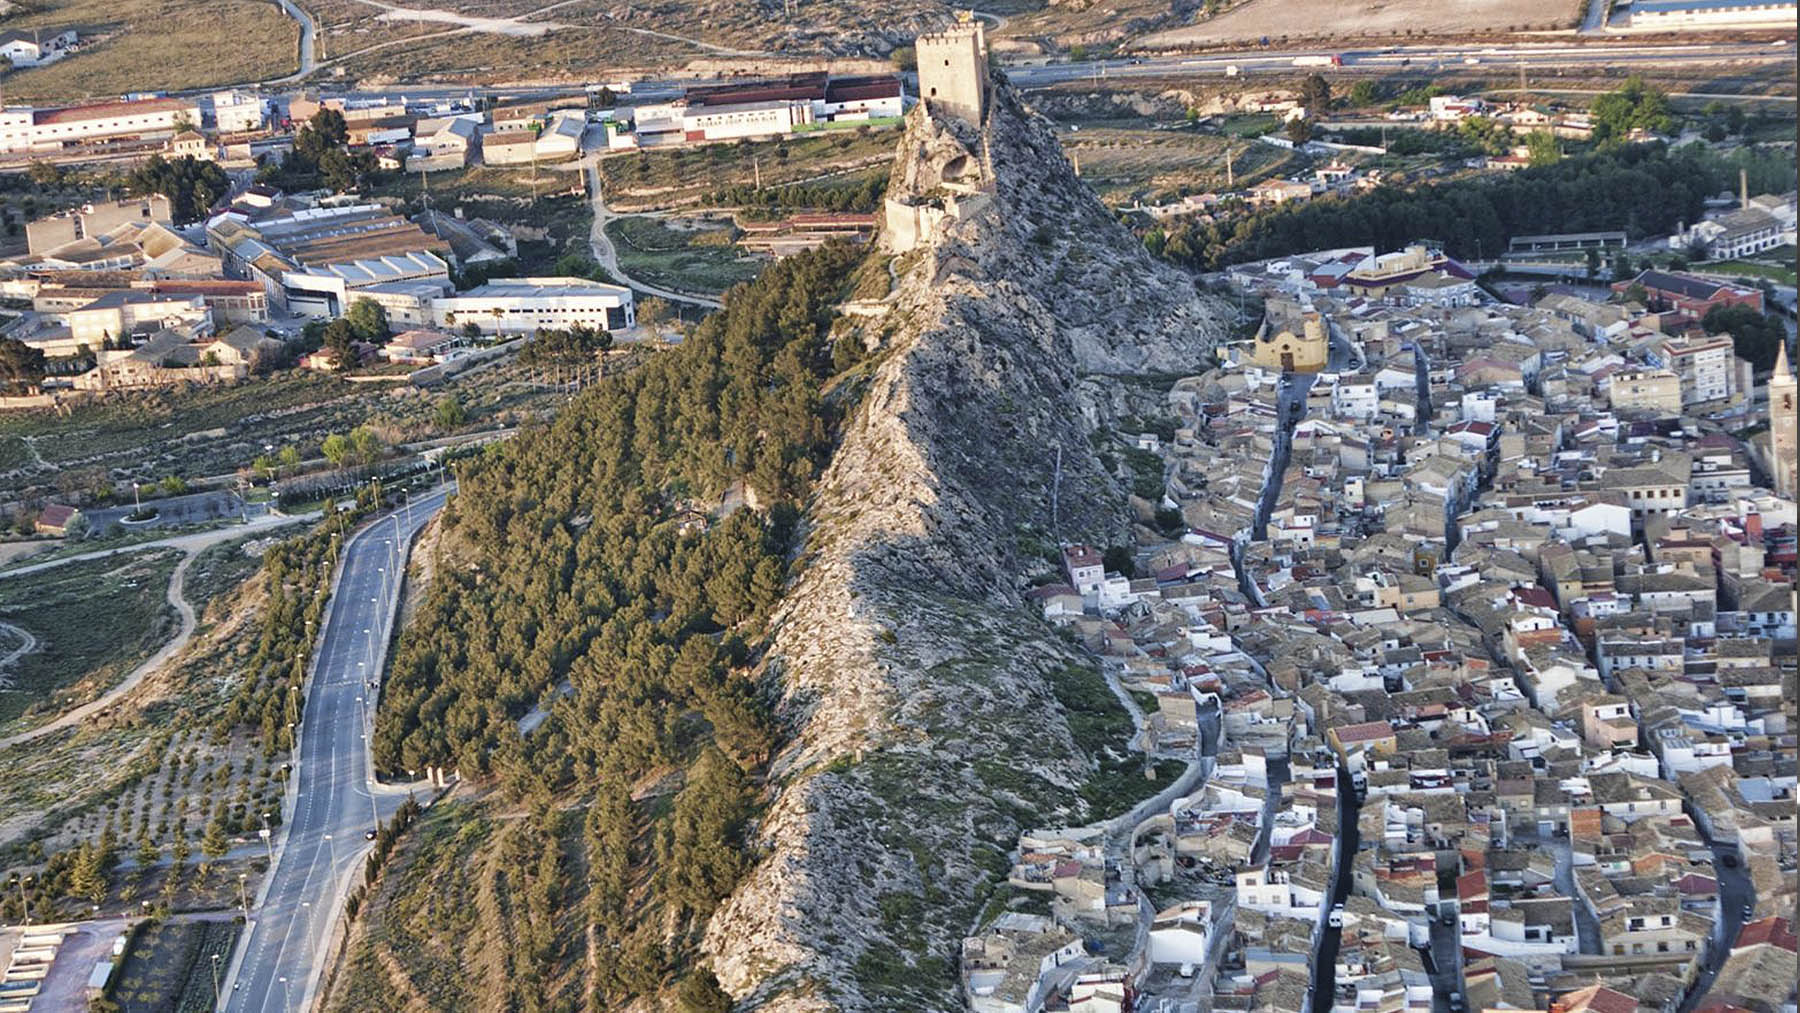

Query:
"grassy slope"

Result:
[[0, 0, 297, 102], [0, 550, 179, 730], [605, 216, 765, 296]]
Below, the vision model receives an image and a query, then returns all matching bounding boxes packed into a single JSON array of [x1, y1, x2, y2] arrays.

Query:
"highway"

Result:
[[265, 37, 1792, 112], [1004, 39, 1796, 90], [222, 485, 449, 1013]]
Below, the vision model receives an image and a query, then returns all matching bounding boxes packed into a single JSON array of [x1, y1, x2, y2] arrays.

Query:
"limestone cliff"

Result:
[[701, 78, 1227, 1011]]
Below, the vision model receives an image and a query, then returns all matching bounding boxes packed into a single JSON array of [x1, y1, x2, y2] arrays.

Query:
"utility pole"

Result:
[[1226, 146, 1234, 189]]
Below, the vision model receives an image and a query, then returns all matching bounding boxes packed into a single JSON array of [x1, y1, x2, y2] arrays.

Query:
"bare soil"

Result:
[[1142, 0, 1579, 48]]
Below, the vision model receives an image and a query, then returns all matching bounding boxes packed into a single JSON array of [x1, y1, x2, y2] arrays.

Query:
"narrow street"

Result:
[[1310, 767, 1361, 1013], [1426, 913, 1461, 1013], [1680, 842, 1758, 1013]]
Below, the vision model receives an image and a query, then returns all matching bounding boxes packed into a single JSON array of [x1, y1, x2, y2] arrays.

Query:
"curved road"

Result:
[[223, 485, 448, 1013], [0, 620, 37, 689], [0, 515, 319, 748], [0, 510, 315, 580], [270, 0, 320, 82], [586, 164, 725, 311], [0, 521, 315, 750]]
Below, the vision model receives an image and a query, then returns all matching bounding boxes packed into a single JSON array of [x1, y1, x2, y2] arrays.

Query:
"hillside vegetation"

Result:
[[357, 241, 867, 1008]]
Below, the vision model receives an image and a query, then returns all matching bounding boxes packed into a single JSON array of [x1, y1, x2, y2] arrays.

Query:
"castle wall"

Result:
[[916, 23, 988, 125]]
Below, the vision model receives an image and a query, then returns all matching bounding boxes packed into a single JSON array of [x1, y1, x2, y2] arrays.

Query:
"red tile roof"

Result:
[[38, 503, 76, 527], [1456, 870, 1487, 900], [35, 97, 191, 125], [1333, 720, 1395, 743], [1733, 916, 1796, 952]]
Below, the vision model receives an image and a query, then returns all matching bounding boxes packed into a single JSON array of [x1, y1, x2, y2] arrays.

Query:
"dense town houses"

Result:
[[966, 240, 1794, 1013]]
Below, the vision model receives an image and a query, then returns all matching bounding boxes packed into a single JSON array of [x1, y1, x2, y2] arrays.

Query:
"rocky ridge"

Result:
[[701, 76, 1227, 1011]]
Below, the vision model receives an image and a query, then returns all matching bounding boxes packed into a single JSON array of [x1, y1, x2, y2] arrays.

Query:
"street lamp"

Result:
[[132, 481, 142, 515], [210, 952, 222, 1003], [238, 872, 250, 917], [260, 813, 274, 864], [11, 873, 31, 925]]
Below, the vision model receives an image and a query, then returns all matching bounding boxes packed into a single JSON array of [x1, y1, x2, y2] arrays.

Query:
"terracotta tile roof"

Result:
[[1733, 916, 1796, 952], [35, 97, 191, 125]]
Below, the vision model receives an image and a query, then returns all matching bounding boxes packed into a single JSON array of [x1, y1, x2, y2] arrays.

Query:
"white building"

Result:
[[1428, 96, 1485, 121], [619, 73, 902, 148], [1650, 336, 1734, 407], [1331, 377, 1380, 420], [210, 91, 266, 134], [279, 254, 451, 319], [354, 280, 451, 328], [1626, 0, 1796, 29], [434, 277, 635, 334], [682, 101, 813, 142], [1148, 901, 1213, 967], [0, 97, 202, 153], [1062, 544, 1105, 598], [1236, 863, 1328, 922], [0, 28, 76, 67], [1671, 207, 1786, 260], [1654, 727, 1734, 777], [481, 110, 587, 165]]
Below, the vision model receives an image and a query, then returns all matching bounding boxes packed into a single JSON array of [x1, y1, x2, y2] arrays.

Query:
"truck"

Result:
[[1292, 55, 1343, 67]]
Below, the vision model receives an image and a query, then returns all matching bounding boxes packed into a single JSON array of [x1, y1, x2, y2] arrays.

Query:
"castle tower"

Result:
[[916, 16, 988, 126], [1771, 342, 1797, 499]]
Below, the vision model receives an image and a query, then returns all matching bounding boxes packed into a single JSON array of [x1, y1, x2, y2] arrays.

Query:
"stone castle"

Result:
[[881, 17, 995, 255], [915, 16, 988, 126]]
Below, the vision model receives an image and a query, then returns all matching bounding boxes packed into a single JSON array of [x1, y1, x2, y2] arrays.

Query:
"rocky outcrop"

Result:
[[701, 79, 1227, 1011]]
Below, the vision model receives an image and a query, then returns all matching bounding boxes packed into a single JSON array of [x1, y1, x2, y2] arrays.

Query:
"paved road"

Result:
[[265, 38, 1791, 112], [1254, 370, 1315, 540], [223, 486, 448, 1013], [1312, 767, 1361, 1013], [1681, 843, 1757, 1013], [585, 165, 725, 310], [269, 0, 319, 82], [1007, 40, 1795, 89]]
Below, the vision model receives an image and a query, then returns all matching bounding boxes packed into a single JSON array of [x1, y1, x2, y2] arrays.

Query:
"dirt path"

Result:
[[0, 550, 201, 751], [341, 0, 581, 36], [19, 435, 44, 468], [0, 515, 313, 750], [0, 511, 314, 580], [586, 165, 725, 310], [0, 620, 37, 690]]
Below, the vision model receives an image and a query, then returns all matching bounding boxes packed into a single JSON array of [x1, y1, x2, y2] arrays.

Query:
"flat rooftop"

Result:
[[456, 277, 631, 299]]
